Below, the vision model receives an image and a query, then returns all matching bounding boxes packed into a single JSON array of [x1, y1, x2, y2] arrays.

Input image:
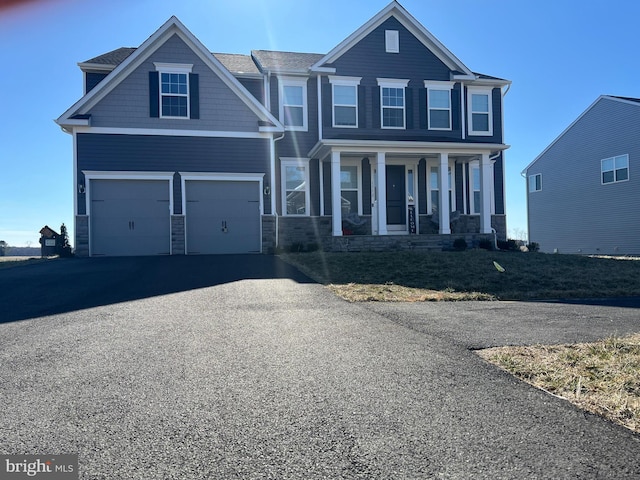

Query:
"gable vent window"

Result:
[[385, 30, 399, 53], [601, 154, 629, 184]]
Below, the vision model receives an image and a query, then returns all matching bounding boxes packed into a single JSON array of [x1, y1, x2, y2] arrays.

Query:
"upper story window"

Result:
[[329, 76, 361, 128], [378, 79, 409, 129], [279, 77, 308, 131], [385, 30, 399, 53], [601, 154, 629, 184], [467, 87, 493, 136], [281, 158, 310, 215], [528, 173, 542, 192], [425, 81, 454, 130], [154, 63, 192, 119]]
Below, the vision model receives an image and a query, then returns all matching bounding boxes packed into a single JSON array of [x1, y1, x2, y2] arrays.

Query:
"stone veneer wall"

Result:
[[75, 215, 89, 257], [171, 215, 185, 255], [419, 214, 507, 240], [262, 215, 276, 254]]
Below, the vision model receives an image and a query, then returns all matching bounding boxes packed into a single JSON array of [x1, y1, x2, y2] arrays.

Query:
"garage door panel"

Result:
[[90, 179, 170, 256], [186, 180, 261, 255]]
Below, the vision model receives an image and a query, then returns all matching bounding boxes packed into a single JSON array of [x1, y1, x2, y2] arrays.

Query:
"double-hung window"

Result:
[[155, 63, 192, 118], [281, 158, 310, 215], [378, 79, 409, 129], [601, 154, 629, 184], [472, 164, 482, 212], [467, 87, 493, 136], [329, 76, 361, 128], [279, 77, 307, 131], [425, 81, 453, 130], [428, 164, 454, 214]]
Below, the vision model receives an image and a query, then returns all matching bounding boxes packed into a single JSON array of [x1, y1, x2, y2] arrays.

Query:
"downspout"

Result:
[[317, 75, 323, 140]]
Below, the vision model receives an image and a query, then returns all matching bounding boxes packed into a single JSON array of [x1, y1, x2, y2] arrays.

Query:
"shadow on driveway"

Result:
[[0, 255, 313, 324]]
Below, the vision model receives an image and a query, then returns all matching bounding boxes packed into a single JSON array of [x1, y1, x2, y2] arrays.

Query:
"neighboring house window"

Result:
[[385, 30, 399, 53], [281, 158, 310, 215], [378, 79, 409, 129], [601, 154, 629, 184], [340, 163, 361, 215], [467, 87, 493, 136], [329, 76, 361, 128], [425, 81, 454, 130], [279, 77, 307, 131], [528, 173, 542, 192], [154, 63, 193, 119], [428, 164, 454, 214]]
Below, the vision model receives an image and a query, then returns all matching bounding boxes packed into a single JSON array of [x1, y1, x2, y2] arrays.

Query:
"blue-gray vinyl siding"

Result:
[[76, 133, 271, 215], [238, 77, 265, 105], [86, 34, 263, 132], [526, 98, 640, 254], [85, 71, 109, 93]]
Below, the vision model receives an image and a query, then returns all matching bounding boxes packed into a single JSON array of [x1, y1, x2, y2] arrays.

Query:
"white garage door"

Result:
[[185, 180, 261, 254], [90, 179, 171, 256]]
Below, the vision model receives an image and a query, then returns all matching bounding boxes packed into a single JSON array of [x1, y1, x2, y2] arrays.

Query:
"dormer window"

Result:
[[154, 63, 192, 119], [385, 30, 399, 53]]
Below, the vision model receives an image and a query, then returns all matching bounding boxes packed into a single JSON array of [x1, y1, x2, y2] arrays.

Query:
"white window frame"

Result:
[[278, 76, 308, 132], [528, 173, 542, 192], [385, 30, 399, 53], [378, 78, 409, 130], [601, 154, 629, 185], [467, 87, 493, 136], [329, 76, 361, 128], [340, 160, 363, 216], [426, 160, 456, 214], [425, 81, 454, 131], [281, 158, 310, 216], [154, 63, 192, 119], [470, 162, 482, 213]]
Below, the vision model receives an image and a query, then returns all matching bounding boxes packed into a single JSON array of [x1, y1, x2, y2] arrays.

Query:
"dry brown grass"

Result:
[[328, 282, 494, 302], [478, 334, 640, 433]]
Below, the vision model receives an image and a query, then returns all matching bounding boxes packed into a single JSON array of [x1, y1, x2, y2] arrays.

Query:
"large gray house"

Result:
[[524, 95, 640, 255], [56, 1, 510, 256]]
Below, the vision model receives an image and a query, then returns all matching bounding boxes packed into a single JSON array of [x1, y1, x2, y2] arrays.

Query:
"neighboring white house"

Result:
[[523, 95, 640, 255]]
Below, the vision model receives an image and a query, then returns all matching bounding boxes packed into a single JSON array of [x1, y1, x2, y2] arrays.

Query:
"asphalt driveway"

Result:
[[1, 256, 639, 479]]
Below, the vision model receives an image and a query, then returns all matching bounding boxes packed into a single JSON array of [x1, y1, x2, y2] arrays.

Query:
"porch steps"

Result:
[[322, 234, 447, 253]]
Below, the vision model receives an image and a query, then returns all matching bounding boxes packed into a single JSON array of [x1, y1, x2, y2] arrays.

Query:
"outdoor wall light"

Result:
[[78, 184, 85, 194], [263, 185, 270, 196]]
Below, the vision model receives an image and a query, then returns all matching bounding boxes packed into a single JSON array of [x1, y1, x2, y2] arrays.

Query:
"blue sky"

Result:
[[1, 0, 638, 247]]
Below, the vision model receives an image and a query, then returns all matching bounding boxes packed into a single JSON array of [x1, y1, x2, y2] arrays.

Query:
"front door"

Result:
[[386, 165, 406, 231]]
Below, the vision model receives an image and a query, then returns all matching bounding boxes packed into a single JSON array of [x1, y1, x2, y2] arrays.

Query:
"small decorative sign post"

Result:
[[408, 206, 416, 234]]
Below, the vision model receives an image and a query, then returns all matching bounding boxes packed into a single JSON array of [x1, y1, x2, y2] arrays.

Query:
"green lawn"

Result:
[[282, 250, 640, 301]]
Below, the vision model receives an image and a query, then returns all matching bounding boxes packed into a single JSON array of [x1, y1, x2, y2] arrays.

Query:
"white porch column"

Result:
[[438, 153, 450, 234], [376, 152, 388, 235], [479, 152, 492, 234], [331, 150, 342, 236]]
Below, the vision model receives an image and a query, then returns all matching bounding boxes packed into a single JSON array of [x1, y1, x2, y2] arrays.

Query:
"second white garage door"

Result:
[[185, 180, 261, 254]]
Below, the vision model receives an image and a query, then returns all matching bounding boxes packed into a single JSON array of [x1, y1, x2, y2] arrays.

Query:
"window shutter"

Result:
[[189, 73, 199, 119], [372, 87, 380, 129], [405, 88, 413, 130], [322, 82, 332, 128], [358, 85, 366, 129], [149, 71, 159, 118], [419, 88, 427, 130], [451, 85, 460, 131]]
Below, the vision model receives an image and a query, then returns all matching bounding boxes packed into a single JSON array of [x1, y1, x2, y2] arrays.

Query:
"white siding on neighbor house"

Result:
[[87, 34, 261, 132], [527, 97, 640, 254]]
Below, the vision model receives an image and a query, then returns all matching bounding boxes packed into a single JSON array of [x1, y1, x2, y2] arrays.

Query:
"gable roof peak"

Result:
[[311, 1, 473, 76]]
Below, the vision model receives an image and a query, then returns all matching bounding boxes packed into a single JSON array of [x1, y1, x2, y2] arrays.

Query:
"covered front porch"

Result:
[[304, 140, 507, 248]]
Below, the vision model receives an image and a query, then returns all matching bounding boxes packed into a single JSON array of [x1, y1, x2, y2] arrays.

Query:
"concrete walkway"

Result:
[[1, 256, 639, 479]]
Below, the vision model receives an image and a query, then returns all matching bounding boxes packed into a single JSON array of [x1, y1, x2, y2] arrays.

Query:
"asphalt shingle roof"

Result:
[[82, 47, 136, 66], [251, 50, 325, 73], [212, 53, 261, 75], [610, 96, 640, 103]]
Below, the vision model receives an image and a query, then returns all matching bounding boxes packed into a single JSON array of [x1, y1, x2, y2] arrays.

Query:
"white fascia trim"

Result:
[[469, 78, 511, 88], [180, 172, 265, 216], [258, 125, 285, 133], [83, 170, 175, 180], [57, 16, 283, 130], [73, 126, 273, 139], [310, 66, 336, 74], [310, 3, 473, 76], [61, 118, 91, 127], [308, 139, 509, 159], [424, 80, 454, 89], [521, 96, 629, 174], [78, 63, 116, 71]]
